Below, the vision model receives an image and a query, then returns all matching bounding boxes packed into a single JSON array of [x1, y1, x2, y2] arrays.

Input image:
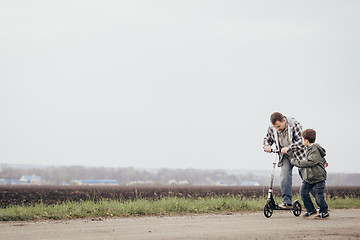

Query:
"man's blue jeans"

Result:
[[280, 155, 293, 204], [300, 180, 328, 214]]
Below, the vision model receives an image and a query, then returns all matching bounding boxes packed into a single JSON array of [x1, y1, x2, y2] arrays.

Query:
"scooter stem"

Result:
[[269, 151, 279, 190]]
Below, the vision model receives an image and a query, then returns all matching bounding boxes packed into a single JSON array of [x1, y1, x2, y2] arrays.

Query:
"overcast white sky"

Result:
[[1, 0, 359, 173]]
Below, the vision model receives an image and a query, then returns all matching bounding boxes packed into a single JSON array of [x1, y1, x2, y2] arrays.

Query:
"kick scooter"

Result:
[[263, 149, 302, 218]]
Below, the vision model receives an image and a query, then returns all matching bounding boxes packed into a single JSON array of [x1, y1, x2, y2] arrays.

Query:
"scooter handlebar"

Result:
[[264, 149, 280, 154]]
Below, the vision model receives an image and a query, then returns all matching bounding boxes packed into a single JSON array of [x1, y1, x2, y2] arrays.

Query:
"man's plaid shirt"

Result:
[[263, 116, 306, 166]]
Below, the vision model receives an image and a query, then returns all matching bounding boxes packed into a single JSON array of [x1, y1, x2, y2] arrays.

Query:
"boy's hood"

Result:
[[313, 143, 326, 157]]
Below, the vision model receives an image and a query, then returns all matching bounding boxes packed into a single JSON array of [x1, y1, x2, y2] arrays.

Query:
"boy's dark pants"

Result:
[[300, 180, 328, 214]]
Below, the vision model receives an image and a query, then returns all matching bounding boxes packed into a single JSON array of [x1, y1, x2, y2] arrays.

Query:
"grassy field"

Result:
[[1, 195, 360, 221]]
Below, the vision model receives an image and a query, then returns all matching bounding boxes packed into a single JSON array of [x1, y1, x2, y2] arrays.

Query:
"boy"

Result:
[[291, 129, 329, 219]]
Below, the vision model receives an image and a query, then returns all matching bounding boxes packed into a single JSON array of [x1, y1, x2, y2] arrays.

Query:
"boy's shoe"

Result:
[[279, 203, 292, 209], [314, 212, 330, 220], [303, 209, 317, 218]]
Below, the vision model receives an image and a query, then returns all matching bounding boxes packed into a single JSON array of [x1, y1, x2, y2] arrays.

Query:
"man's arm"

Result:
[[289, 121, 304, 152], [263, 126, 275, 152]]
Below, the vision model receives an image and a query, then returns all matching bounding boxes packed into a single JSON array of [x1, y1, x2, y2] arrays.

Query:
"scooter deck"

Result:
[[273, 205, 295, 211]]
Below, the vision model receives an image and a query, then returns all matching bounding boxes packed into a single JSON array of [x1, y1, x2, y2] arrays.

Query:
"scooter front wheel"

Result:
[[292, 200, 302, 217], [264, 202, 273, 218]]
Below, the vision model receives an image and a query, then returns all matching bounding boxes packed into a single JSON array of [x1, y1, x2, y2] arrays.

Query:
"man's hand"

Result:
[[281, 147, 289, 154], [264, 146, 272, 153]]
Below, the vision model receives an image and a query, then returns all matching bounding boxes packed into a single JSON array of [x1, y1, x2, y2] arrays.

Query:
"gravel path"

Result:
[[1, 209, 360, 239]]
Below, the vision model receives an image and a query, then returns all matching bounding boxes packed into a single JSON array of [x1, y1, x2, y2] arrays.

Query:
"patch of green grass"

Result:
[[327, 196, 360, 209], [1, 196, 359, 221]]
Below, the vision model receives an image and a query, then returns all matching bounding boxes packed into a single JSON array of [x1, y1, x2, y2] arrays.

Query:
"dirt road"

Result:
[[1, 209, 360, 240]]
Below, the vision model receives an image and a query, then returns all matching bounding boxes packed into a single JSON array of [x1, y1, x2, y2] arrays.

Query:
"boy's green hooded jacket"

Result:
[[291, 143, 327, 184]]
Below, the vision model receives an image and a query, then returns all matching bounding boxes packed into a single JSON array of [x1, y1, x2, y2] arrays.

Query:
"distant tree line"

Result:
[[0, 165, 267, 185], [0, 164, 359, 186]]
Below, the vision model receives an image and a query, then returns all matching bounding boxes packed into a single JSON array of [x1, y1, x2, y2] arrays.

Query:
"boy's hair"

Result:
[[270, 112, 284, 125], [302, 129, 316, 143]]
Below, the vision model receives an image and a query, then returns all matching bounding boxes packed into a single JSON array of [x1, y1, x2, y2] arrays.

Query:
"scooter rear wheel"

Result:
[[292, 200, 302, 217], [264, 202, 273, 218]]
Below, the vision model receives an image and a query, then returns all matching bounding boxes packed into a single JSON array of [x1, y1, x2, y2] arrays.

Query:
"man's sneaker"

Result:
[[302, 209, 317, 218], [314, 212, 330, 220], [279, 203, 292, 209]]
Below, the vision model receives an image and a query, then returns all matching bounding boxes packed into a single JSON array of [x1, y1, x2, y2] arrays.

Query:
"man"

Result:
[[263, 112, 306, 208]]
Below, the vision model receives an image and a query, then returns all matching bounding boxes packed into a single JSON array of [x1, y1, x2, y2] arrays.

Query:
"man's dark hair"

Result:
[[302, 129, 316, 143], [270, 112, 284, 125]]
